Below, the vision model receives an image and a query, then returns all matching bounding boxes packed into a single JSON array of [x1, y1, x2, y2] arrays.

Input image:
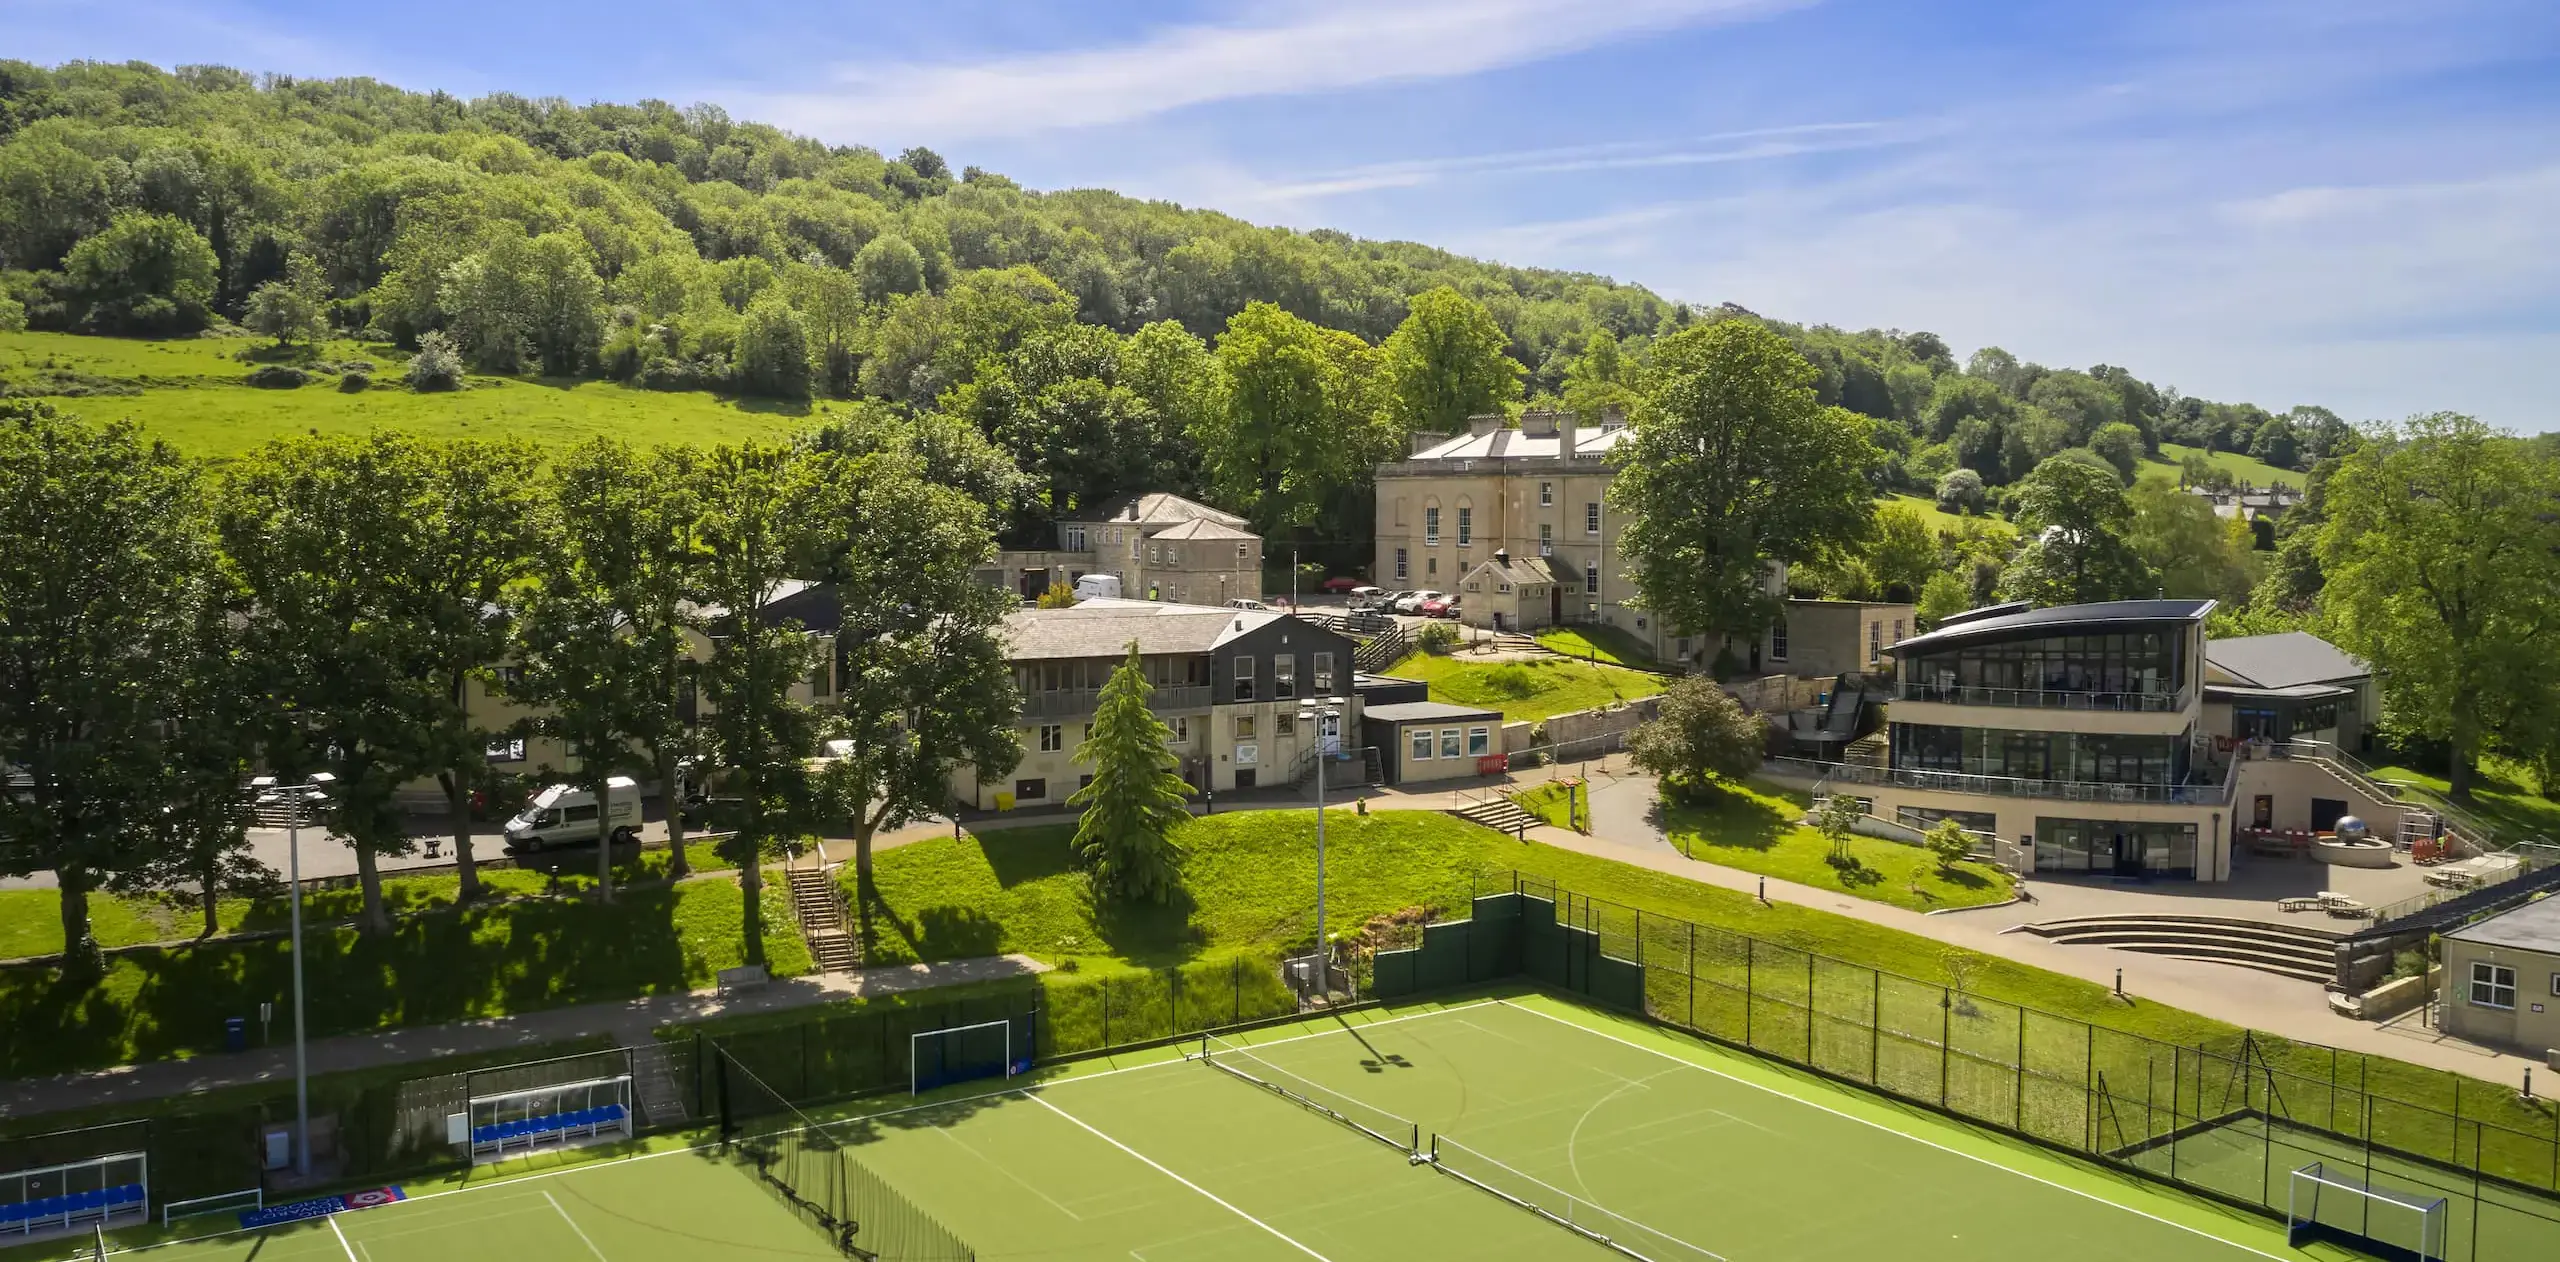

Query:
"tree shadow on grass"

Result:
[[1092, 885, 1203, 968], [977, 826, 1078, 889], [1654, 785, 1791, 854]]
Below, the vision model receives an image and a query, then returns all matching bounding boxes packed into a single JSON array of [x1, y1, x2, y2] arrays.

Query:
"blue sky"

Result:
[[10, 0, 2560, 427]]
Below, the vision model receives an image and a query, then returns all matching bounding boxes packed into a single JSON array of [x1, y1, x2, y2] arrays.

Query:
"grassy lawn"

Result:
[[0, 839, 736, 961], [1879, 492, 2015, 537], [1381, 651, 1667, 722], [1646, 778, 2014, 912], [0, 870, 807, 1077], [2365, 758, 2560, 845], [2147, 442, 2302, 488], [1532, 625, 1668, 668], [1, 330, 814, 459], [1509, 780, 1591, 832]]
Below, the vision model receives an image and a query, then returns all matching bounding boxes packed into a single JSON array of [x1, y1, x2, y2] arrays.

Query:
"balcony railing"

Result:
[[1020, 685, 1211, 721], [1888, 681, 2191, 713], [1768, 756, 2233, 806]]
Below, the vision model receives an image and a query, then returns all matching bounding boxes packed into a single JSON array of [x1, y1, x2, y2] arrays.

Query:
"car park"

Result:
[[1394, 590, 1446, 615], [1319, 576, 1365, 594], [1419, 595, 1458, 618], [1346, 585, 1388, 610]]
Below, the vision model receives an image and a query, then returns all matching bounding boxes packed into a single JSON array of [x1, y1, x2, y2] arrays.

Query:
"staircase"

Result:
[[1453, 795, 1540, 836], [2011, 914, 2338, 983], [786, 866, 859, 973]]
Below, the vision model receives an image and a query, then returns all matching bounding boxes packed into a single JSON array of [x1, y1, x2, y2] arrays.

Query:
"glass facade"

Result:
[[1895, 805, 1996, 835], [1899, 628, 2187, 704], [2035, 817, 2198, 878], [1891, 723, 2190, 785]]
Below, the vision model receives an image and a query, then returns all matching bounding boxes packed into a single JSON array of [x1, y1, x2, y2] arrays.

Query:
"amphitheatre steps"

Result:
[[2011, 914, 2337, 985]]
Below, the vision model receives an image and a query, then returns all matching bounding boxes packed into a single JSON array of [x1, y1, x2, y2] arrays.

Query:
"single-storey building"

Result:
[[2437, 897, 2560, 1057], [1456, 550, 1561, 633], [1360, 701, 1504, 786], [2203, 630, 2378, 753]]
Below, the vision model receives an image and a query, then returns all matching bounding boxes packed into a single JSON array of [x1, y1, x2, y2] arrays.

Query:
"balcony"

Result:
[[1020, 685, 1211, 721], [1769, 756, 2233, 806], [1889, 681, 2191, 713]]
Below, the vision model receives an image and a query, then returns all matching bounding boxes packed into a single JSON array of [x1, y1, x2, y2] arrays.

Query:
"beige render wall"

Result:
[[2438, 938, 2560, 1055]]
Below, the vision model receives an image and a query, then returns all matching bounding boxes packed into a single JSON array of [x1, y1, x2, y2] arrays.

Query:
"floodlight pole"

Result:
[[1301, 698, 1340, 991], [288, 791, 309, 1178]]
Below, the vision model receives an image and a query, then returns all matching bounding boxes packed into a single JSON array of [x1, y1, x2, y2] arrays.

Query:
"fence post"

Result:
[[714, 1046, 731, 1143], [2016, 1012, 2027, 1132], [1233, 956, 1242, 1025], [1745, 937, 1755, 1047], [1939, 982, 1950, 1108], [1103, 977, 1111, 1048], [1686, 922, 1695, 1030], [1805, 953, 1815, 1064], [800, 1020, 811, 1102], [2082, 1026, 2094, 1152], [1870, 969, 1881, 1085]]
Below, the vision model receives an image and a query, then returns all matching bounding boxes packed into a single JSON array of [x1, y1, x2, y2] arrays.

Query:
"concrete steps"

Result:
[[2014, 914, 2337, 984], [785, 866, 859, 973], [1454, 799, 1540, 836]]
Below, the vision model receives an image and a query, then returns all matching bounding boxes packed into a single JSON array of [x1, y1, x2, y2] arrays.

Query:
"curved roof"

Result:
[[1888, 599, 2215, 656]]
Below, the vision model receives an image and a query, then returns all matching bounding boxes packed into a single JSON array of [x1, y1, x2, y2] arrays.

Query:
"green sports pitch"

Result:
[[60, 991, 2343, 1262]]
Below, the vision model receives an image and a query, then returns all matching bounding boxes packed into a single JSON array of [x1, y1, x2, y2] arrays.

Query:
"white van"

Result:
[[504, 777, 641, 852], [1071, 573, 1122, 601]]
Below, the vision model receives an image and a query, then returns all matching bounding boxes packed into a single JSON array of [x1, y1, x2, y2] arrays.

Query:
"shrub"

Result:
[[1476, 663, 1545, 699], [1629, 675, 1764, 788], [338, 370, 370, 393], [1936, 467, 1986, 513], [1414, 621, 1459, 655], [405, 330, 465, 392], [1923, 818, 1975, 873], [243, 364, 309, 389]]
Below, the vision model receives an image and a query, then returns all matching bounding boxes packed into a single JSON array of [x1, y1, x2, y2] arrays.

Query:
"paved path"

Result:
[[0, 953, 1048, 1120]]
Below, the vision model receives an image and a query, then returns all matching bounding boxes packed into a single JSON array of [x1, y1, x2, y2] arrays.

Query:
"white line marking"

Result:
[[326, 1216, 359, 1262], [1566, 1067, 1680, 1197], [355, 1241, 375, 1262], [544, 1191, 611, 1262], [1494, 999, 2291, 1262], [1023, 1091, 1337, 1261], [937, 1124, 1087, 1220]]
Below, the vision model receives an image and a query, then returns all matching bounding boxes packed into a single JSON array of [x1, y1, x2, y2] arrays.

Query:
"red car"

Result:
[[1418, 596, 1458, 618], [1319, 576, 1365, 594]]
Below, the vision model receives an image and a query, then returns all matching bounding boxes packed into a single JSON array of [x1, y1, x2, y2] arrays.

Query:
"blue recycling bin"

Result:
[[224, 1016, 247, 1052]]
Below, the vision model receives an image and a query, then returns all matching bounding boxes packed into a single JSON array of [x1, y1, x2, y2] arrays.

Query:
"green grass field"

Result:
[[1381, 653, 1667, 722], [2148, 444, 2302, 489], [1509, 780, 1591, 832], [1531, 625, 1666, 668], [2362, 759, 2560, 847], [1657, 780, 2016, 912], [1880, 492, 2017, 537], [0, 330, 813, 458]]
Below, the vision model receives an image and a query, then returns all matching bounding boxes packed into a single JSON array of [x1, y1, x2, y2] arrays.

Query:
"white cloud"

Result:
[[740, 0, 1809, 144]]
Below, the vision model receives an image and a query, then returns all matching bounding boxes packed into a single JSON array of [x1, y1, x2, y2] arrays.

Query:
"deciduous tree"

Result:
[[1628, 675, 1767, 796], [1380, 285, 1521, 435], [1997, 458, 2155, 606]]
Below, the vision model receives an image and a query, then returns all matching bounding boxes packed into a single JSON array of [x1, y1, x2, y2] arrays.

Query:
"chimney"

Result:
[[1559, 413, 1580, 459], [1409, 430, 1450, 456], [1493, 547, 1511, 567], [1520, 412, 1558, 436], [1467, 412, 1501, 437]]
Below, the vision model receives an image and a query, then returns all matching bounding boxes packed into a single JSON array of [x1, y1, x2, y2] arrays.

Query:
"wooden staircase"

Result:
[[786, 866, 859, 973]]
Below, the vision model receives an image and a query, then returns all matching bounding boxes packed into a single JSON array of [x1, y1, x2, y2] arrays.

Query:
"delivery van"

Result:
[[504, 777, 641, 852], [1071, 573, 1122, 601]]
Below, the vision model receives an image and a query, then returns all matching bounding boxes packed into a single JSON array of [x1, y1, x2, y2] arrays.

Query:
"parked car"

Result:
[[1346, 585, 1388, 610], [1419, 596, 1458, 618], [1226, 597, 1271, 612], [1319, 576, 1365, 594], [1394, 590, 1446, 615]]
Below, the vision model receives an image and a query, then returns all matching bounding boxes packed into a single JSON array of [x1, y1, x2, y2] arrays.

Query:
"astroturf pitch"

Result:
[[88, 993, 2338, 1262]]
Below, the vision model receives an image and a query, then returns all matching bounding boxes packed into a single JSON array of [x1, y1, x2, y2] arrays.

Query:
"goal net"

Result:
[[2287, 1161, 2448, 1262], [0, 1151, 147, 1238], [455, 1075, 634, 1165], [911, 1016, 1034, 1095]]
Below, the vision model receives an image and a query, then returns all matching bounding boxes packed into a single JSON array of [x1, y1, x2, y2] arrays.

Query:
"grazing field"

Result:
[[2150, 443, 2303, 488]]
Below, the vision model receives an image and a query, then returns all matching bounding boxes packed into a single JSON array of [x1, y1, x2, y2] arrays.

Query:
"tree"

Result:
[[1627, 675, 1767, 794], [1923, 818, 1974, 873], [693, 442, 831, 965], [1037, 581, 1078, 608], [0, 402, 206, 972], [853, 234, 927, 303], [2319, 414, 2560, 803], [219, 434, 450, 933], [62, 212, 219, 334], [735, 293, 811, 399], [1561, 329, 1640, 423], [1610, 320, 1879, 639], [1380, 285, 1522, 435], [1935, 467, 1986, 513], [1811, 792, 1864, 864], [414, 440, 544, 903], [1997, 458, 2155, 606], [1917, 571, 1971, 628], [1866, 505, 1940, 600], [2128, 478, 2256, 604], [1068, 644, 1190, 902], [1198, 302, 1387, 537], [2088, 422, 2144, 483], [130, 563, 269, 938], [406, 330, 465, 391], [245, 253, 328, 349]]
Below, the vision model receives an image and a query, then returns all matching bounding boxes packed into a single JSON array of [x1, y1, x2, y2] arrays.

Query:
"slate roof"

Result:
[[1362, 700, 1503, 723], [2444, 896, 2560, 954], [1068, 492, 1248, 530], [1464, 555, 1558, 586], [2206, 632, 2370, 690], [1151, 518, 1259, 541], [1002, 601, 1283, 660]]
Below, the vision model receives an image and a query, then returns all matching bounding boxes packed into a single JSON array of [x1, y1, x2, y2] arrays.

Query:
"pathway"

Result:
[[0, 953, 1048, 1121]]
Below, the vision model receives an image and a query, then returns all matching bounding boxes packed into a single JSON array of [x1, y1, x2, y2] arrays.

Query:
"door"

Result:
[[1234, 769, 1257, 790], [2113, 831, 2143, 878], [2252, 795, 2273, 830], [1549, 587, 1562, 625], [2311, 798, 2348, 832]]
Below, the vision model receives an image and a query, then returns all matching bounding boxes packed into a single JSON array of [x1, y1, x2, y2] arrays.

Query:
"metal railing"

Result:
[[1889, 681, 2192, 713], [1019, 684, 1210, 721], [1768, 756, 2234, 806]]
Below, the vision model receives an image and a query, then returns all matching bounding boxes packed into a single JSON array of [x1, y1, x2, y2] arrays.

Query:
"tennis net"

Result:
[[711, 1039, 978, 1261], [1428, 1132, 1727, 1262], [1198, 1033, 1419, 1154]]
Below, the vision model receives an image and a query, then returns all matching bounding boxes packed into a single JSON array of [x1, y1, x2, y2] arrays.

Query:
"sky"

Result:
[[9, 0, 2560, 428]]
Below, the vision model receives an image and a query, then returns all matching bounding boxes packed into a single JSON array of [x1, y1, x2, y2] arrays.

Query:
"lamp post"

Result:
[[1297, 696, 1342, 993], [258, 772, 333, 1177]]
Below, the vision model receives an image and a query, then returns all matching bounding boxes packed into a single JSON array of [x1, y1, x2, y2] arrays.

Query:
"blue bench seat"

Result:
[[471, 1103, 627, 1148]]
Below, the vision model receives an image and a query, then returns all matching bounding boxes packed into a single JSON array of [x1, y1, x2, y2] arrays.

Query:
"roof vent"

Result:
[[1234, 618, 1244, 631], [1493, 548, 1511, 565]]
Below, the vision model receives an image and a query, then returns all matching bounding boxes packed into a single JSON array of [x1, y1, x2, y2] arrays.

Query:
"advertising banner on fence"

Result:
[[240, 1186, 405, 1229]]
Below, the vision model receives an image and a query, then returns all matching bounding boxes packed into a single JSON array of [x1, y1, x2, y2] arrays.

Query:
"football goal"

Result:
[[0, 1150, 147, 1238], [911, 1015, 1035, 1095], [2287, 1161, 2448, 1262], [452, 1074, 634, 1165]]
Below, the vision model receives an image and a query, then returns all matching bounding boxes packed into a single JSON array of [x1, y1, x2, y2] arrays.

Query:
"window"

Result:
[[1457, 506, 1471, 546], [1275, 712, 1296, 737], [1539, 523, 1553, 557], [1586, 502, 1601, 536], [1170, 716, 1190, 744], [485, 737, 525, 764], [1425, 506, 1441, 546], [1081, 724, 1093, 743], [1235, 743, 1259, 766], [2470, 962, 2517, 1010], [1395, 548, 1410, 581], [1467, 727, 1490, 756], [1893, 618, 1905, 645], [1497, 582, 1511, 595], [1234, 714, 1257, 740], [1465, 580, 1481, 594], [1869, 621, 1883, 664], [1770, 619, 1789, 662], [1274, 655, 1296, 699], [1233, 656, 1256, 701], [1079, 773, 1094, 791], [1539, 481, 1553, 507], [1584, 564, 1599, 595], [491, 665, 524, 687], [1428, 557, 1438, 576], [1237, 544, 1250, 561], [1441, 729, 1464, 759], [809, 657, 834, 697], [1313, 651, 1335, 692], [566, 804, 599, 824], [1066, 525, 1087, 551], [1015, 778, 1047, 802], [1411, 729, 1434, 761], [1038, 725, 1064, 752]]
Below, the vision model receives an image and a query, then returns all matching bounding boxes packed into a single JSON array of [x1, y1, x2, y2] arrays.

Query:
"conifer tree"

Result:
[[1069, 644, 1190, 903]]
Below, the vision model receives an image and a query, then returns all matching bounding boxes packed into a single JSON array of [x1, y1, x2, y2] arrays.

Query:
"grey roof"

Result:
[[2444, 896, 2560, 954], [1003, 601, 1285, 660], [2206, 631, 2370, 690], [2203, 683, 2354, 702], [1067, 491, 1248, 531], [1889, 600, 2216, 655], [1151, 517, 1259, 542], [1409, 426, 1631, 461], [1362, 700, 1503, 723], [1464, 555, 1558, 586]]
